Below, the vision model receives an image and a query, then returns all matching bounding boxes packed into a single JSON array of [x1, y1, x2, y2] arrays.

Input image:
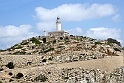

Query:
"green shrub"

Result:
[[8, 72, 13, 76], [107, 38, 121, 46], [9, 79, 14, 82], [0, 81, 2, 83], [30, 37, 40, 44], [64, 77, 69, 79], [15, 45, 22, 49], [53, 40, 56, 44], [42, 38, 46, 43], [107, 42, 113, 46], [21, 42, 29, 45], [114, 48, 121, 52], [42, 59, 46, 62], [6, 62, 14, 69], [60, 37, 63, 40], [44, 48, 54, 53], [34, 74, 48, 82], [16, 73, 23, 79], [95, 42, 102, 45]]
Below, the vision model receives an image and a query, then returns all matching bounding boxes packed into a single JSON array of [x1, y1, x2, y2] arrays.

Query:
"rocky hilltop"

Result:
[[0, 36, 124, 83]]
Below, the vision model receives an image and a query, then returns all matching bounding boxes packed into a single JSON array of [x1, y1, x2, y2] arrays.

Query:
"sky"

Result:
[[0, 0, 124, 49]]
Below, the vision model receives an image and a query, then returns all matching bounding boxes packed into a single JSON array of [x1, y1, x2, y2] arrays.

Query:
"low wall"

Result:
[[57, 56, 124, 71], [0, 55, 123, 71]]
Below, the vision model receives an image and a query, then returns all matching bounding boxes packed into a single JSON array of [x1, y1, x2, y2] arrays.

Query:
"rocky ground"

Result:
[[0, 36, 124, 83]]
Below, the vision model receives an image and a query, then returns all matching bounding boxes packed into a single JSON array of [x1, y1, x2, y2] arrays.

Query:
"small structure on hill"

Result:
[[48, 17, 69, 37]]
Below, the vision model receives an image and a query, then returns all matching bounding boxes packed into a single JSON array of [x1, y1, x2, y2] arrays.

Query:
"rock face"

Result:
[[0, 36, 124, 83]]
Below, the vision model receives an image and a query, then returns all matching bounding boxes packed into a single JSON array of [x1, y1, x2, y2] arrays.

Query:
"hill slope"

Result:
[[0, 36, 124, 83]]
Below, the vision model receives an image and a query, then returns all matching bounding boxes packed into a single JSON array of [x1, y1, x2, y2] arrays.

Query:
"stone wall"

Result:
[[57, 56, 124, 71], [0, 55, 123, 71]]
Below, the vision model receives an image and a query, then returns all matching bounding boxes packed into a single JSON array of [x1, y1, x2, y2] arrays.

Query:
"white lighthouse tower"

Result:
[[48, 17, 69, 37], [56, 16, 61, 31]]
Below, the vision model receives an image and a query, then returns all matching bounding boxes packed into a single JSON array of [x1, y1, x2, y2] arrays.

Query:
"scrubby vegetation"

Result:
[[34, 74, 48, 82], [95, 42, 103, 45], [30, 37, 40, 44], [44, 48, 54, 53], [9, 79, 14, 82], [42, 59, 46, 62], [6, 62, 14, 69], [114, 48, 121, 52], [42, 38, 46, 43], [15, 73, 24, 79], [107, 38, 121, 46], [8, 72, 13, 76]]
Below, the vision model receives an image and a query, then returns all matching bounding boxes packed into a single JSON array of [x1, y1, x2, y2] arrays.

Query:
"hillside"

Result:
[[0, 35, 124, 83]]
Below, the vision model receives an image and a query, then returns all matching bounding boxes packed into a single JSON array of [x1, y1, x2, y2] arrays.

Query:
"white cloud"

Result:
[[34, 3, 116, 31], [112, 14, 120, 22], [68, 27, 122, 44], [67, 27, 83, 36], [36, 22, 55, 31], [86, 27, 121, 42], [0, 25, 38, 49]]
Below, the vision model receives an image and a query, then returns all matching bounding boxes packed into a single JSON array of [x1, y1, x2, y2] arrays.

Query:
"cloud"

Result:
[[112, 14, 121, 22], [34, 3, 116, 31], [86, 27, 121, 42], [36, 22, 55, 31], [68, 27, 122, 44], [67, 27, 83, 36], [0, 25, 38, 49]]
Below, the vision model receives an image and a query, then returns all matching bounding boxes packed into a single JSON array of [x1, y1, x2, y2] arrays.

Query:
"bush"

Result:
[[34, 74, 48, 82], [15, 45, 22, 49], [114, 48, 121, 52], [8, 72, 13, 76], [0, 81, 2, 83], [16, 73, 23, 79], [60, 37, 63, 40], [9, 79, 14, 82], [64, 77, 69, 79], [44, 48, 54, 53], [0, 68, 3, 71], [6, 62, 14, 69], [30, 37, 40, 44], [95, 42, 102, 45], [53, 40, 56, 44], [107, 38, 121, 46], [42, 38, 46, 43], [42, 59, 46, 62]]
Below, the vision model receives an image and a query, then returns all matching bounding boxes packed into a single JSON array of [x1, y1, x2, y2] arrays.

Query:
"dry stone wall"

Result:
[[0, 54, 123, 71]]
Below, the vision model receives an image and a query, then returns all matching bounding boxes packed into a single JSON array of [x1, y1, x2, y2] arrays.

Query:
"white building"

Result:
[[48, 17, 69, 37]]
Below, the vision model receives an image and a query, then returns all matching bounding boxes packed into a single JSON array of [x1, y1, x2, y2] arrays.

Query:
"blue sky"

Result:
[[0, 0, 124, 49]]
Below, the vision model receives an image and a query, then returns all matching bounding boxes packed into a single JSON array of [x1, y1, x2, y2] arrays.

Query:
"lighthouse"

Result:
[[56, 16, 61, 31], [48, 17, 69, 37]]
